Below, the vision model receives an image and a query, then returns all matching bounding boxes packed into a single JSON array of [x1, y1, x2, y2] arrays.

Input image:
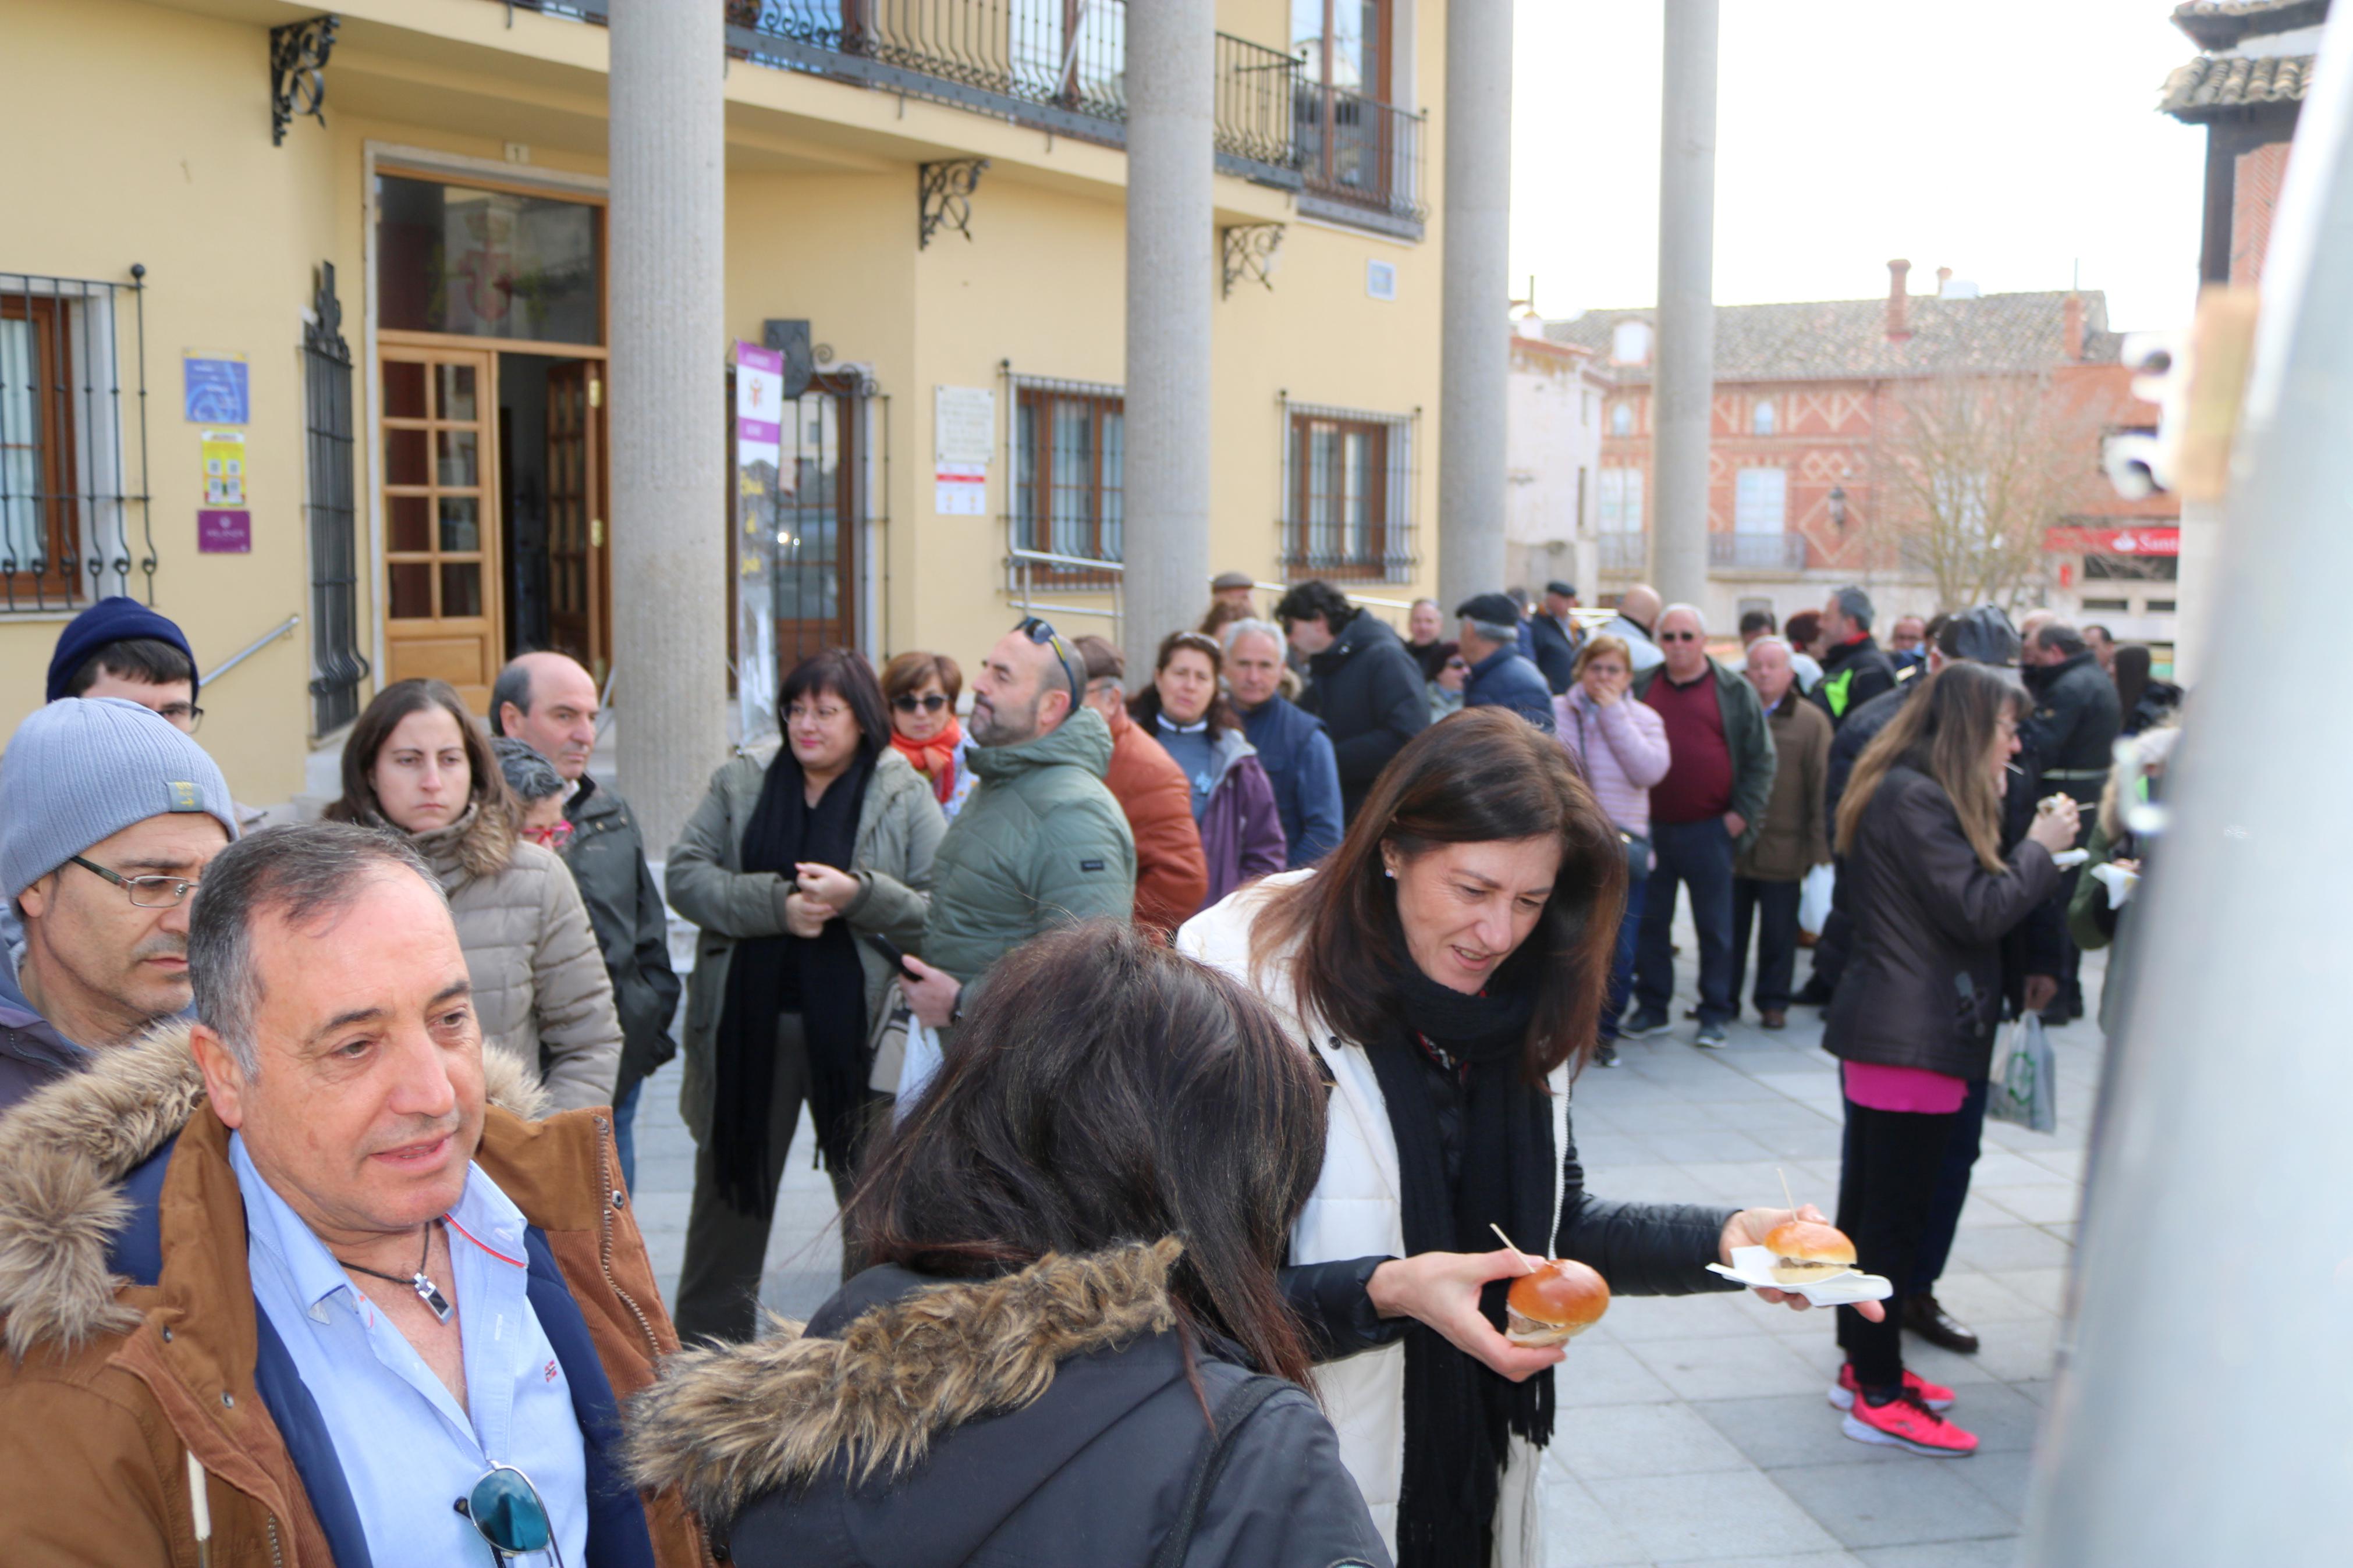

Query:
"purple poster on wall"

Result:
[[198, 509, 251, 553]]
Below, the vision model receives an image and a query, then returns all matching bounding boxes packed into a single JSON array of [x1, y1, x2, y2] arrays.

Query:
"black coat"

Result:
[[1528, 612, 1580, 694], [1823, 765, 2061, 1079], [629, 1243, 1388, 1568], [563, 774, 684, 1096], [2025, 650, 2124, 807], [1809, 635, 1900, 728], [1300, 611, 1432, 822]]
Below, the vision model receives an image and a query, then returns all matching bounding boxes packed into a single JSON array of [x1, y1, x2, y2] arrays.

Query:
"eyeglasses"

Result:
[[69, 854, 200, 909], [455, 1463, 566, 1566], [1446, 657, 1469, 671], [520, 820, 575, 849], [152, 701, 204, 733], [1658, 630, 1701, 643], [892, 692, 949, 714], [1016, 617, 1084, 699]]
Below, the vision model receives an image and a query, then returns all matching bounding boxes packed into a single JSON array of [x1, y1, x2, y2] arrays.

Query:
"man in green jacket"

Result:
[[1623, 605, 1777, 1049], [902, 620, 1136, 1028]]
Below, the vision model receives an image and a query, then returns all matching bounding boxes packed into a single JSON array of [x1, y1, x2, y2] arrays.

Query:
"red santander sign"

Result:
[[2044, 526, 2180, 557]]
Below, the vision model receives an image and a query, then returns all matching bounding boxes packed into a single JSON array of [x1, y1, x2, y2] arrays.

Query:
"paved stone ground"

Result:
[[629, 918, 2106, 1568]]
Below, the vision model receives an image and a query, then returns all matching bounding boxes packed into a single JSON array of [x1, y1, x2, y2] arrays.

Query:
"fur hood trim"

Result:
[[0, 1020, 549, 1360], [623, 1238, 1183, 1521], [406, 801, 517, 884]]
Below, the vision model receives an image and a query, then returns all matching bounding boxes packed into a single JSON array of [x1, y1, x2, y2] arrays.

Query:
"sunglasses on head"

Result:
[[1659, 630, 1701, 642], [892, 692, 949, 713], [455, 1463, 565, 1566], [1016, 617, 1084, 698]]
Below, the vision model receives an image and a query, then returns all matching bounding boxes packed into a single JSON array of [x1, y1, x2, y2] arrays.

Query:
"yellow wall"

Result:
[[3, 0, 1447, 801]]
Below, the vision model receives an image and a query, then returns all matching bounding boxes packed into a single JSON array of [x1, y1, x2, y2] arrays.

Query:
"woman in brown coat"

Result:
[[328, 678, 623, 1112]]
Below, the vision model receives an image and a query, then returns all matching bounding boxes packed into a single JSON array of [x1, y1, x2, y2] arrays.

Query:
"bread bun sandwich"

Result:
[[1764, 1221, 1857, 1285], [1504, 1258, 1610, 1346]]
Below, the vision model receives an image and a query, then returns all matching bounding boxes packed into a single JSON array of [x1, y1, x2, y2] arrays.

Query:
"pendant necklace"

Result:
[[335, 1219, 455, 1323]]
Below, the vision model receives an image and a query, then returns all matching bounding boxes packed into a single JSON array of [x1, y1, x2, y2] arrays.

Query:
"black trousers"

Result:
[[1835, 1094, 1956, 1389], [675, 1011, 857, 1345], [1730, 877, 1802, 1014]]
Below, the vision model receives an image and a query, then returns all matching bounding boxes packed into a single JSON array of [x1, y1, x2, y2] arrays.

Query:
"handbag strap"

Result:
[[1149, 1374, 1291, 1568]]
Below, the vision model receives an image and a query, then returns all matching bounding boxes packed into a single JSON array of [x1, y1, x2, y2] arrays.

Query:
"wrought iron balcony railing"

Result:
[[1296, 80, 1428, 227], [1709, 531, 1811, 572], [1598, 534, 1648, 575]]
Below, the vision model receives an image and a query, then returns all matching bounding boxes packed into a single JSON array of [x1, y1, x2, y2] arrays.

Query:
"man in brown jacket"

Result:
[[1073, 635, 1208, 933], [0, 822, 707, 1567], [1733, 637, 1832, 1027]]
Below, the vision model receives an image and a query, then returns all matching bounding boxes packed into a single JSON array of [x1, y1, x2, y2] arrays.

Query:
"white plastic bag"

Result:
[[1989, 1014, 2059, 1134], [893, 1015, 944, 1123], [1798, 863, 1836, 936]]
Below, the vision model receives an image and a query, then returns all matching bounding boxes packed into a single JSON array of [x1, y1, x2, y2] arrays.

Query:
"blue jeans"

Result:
[[1600, 851, 1648, 1040], [612, 1077, 644, 1194], [1633, 816, 1738, 1026]]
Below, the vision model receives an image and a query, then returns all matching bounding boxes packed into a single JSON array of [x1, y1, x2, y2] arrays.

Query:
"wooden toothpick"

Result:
[[1777, 1166, 1798, 1217], [1490, 1223, 1540, 1274]]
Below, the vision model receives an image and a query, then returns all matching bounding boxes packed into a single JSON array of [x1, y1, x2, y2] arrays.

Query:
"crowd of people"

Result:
[[0, 577, 2180, 1563]]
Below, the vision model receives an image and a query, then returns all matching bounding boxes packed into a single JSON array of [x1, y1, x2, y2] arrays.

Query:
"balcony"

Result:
[[1710, 531, 1811, 573], [1598, 534, 1648, 575], [504, 3, 1425, 232]]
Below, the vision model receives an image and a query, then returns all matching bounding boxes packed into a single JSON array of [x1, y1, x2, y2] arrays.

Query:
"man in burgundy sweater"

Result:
[[1622, 604, 1777, 1049]]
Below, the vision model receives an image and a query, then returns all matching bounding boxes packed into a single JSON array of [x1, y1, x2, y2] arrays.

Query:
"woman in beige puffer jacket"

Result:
[[327, 678, 623, 1112]]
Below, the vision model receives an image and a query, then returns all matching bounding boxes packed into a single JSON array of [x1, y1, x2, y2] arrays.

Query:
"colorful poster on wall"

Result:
[[197, 509, 251, 553], [183, 354, 249, 424], [935, 462, 987, 516], [734, 342, 783, 745], [736, 343, 784, 470], [201, 431, 247, 506]]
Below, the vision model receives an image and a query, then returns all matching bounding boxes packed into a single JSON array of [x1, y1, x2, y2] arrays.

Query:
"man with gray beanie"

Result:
[[0, 697, 238, 1113]]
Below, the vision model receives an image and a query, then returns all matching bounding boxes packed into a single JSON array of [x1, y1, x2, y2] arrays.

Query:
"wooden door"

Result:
[[381, 346, 501, 710], [546, 361, 608, 677]]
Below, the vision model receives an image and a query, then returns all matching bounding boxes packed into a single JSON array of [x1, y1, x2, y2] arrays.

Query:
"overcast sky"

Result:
[[1509, 1, 2210, 333]]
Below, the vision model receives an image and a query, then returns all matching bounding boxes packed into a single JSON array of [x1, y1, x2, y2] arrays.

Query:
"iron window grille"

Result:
[[1007, 372, 1124, 589], [0, 269, 151, 613], [304, 262, 370, 734], [1280, 397, 1416, 581]]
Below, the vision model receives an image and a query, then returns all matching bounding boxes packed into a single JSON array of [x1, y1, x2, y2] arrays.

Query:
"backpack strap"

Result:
[[1149, 1374, 1291, 1568]]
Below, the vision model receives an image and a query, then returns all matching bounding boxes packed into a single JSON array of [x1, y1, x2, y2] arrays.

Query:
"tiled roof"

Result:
[[2171, 0, 2329, 51], [1545, 290, 2115, 387], [2160, 51, 2315, 119]]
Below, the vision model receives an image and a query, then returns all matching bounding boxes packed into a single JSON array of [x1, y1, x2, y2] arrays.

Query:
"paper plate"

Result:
[[1708, 1246, 1894, 1307]]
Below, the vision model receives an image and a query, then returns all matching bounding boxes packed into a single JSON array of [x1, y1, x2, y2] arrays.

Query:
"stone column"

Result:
[[1438, 0, 1514, 607], [1652, 0, 1718, 609], [1121, 0, 1216, 677], [608, 0, 727, 856]]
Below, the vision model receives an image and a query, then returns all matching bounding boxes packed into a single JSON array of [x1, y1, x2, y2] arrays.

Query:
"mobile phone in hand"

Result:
[[862, 931, 920, 980]]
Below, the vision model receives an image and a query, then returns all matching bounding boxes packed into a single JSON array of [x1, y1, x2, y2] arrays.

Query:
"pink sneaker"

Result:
[[1830, 1362, 1954, 1412], [1841, 1388, 1978, 1457]]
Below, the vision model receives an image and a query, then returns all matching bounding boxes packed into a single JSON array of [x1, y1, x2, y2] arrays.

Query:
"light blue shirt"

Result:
[[230, 1133, 589, 1567]]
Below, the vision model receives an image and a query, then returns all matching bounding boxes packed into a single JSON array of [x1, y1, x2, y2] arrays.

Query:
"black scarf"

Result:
[[1363, 957, 1557, 1568], [711, 748, 872, 1218]]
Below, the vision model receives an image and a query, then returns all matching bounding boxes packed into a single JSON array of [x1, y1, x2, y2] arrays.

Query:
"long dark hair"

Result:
[[1836, 661, 2025, 873], [326, 678, 506, 827], [780, 648, 891, 757], [1127, 630, 1240, 738], [2113, 643, 2152, 719], [1252, 707, 1626, 1081], [847, 921, 1326, 1386]]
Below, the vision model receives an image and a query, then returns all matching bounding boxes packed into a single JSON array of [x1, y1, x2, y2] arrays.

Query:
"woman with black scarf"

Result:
[[667, 649, 946, 1343], [1180, 709, 1875, 1567]]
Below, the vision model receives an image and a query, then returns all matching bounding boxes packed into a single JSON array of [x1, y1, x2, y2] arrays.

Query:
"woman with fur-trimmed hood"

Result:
[[328, 677, 622, 1112], [623, 921, 1389, 1568]]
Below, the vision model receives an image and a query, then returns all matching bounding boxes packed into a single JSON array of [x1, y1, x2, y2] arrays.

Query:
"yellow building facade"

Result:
[[0, 0, 1450, 804]]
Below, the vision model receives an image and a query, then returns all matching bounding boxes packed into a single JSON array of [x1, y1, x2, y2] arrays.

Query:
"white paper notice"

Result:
[[935, 385, 995, 465], [935, 462, 987, 516]]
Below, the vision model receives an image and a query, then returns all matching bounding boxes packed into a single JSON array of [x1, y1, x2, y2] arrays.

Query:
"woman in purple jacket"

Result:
[[1129, 631, 1287, 913], [1555, 634, 1672, 1065]]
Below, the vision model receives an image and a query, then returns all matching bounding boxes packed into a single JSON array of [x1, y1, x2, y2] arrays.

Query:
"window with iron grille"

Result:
[[1282, 401, 1415, 579], [0, 272, 151, 613], [1598, 466, 1643, 532], [303, 262, 369, 734], [1010, 376, 1123, 585]]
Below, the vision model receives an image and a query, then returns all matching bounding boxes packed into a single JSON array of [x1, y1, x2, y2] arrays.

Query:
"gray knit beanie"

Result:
[[1, 698, 239, 901]]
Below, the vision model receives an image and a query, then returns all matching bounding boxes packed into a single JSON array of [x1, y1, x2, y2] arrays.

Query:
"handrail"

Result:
[[206, 614, 300, 685]]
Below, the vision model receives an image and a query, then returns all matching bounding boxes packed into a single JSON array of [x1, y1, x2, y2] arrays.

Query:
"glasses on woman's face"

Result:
[[455, 1463, 565, 1566], [892, 692, 949, 714], [520, 820, 574, 849]]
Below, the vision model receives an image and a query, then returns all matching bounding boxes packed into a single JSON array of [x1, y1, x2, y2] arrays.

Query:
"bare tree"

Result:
[[1873, 375, 2103, 614]]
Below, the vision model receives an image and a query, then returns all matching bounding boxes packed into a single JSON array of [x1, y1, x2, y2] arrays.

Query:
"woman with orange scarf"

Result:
[[882, 649, 978, 819]]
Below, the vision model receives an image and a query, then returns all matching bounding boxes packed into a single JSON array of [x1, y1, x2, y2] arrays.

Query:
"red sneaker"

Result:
[[1830, 1362, 1954, 1412], [1841, 1388, 1978, 1457]]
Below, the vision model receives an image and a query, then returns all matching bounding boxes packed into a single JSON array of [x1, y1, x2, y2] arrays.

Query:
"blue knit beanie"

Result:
[[1, 698, 238, 901], [44, 596, 200, 703]]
